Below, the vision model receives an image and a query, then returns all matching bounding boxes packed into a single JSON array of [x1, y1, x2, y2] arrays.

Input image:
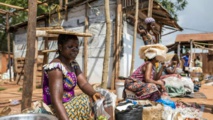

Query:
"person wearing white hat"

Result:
[[125, 44, 168, 101]]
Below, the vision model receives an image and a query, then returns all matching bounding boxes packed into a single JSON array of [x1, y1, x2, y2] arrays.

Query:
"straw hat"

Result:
[[139, 44, 168, 62]]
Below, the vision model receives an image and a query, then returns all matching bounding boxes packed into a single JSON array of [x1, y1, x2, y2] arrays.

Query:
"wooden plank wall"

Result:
[[15, 57, 43, 84], [198, 53, 213, 74]]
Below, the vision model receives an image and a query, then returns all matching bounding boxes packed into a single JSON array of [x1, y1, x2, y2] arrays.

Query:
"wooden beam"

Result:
[[21, 0, 37, 111], [83, 3, 89, 79], [101, 0, 111, 89], [37, 1, 48, 6], [13, 1, 48, 13], [41, 49, 57, 53], [161, 30, 178, 36], [36, 26, 63, 30], [0, 9, 14, 15], [0, 2, 27, 11], [148, 0, 153, 17], [130, 0, 139, 75], [36, 30, 59, 37], [46, 30, 93, 37]]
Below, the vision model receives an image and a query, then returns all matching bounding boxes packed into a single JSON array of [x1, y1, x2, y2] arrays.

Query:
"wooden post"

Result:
[[178, 42, 181, 60], [148, 0, 153, 17], [84, 3, 89, 79], [189, 39, 193, 69], [59, 0, 63, 9], [111, 0, 122, 90], [21, 0, 37, 110], [6, 13, 12, 82], [33, 38, 38, 90], [65, 0, 68, 20], [43, 18, 49, 64], [130, 0, 138, 75], [102, 0, 111, 89]]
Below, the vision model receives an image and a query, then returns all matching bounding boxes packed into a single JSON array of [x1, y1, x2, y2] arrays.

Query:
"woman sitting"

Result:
[[160, 54, 194, 97], [125, 44, 168, 101], [125, 57, 166, 101], [160, 54, 182, 79], [42, 34, 112, 120]]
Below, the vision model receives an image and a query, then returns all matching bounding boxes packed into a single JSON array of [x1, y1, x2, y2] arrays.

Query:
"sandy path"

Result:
[[0, 81, 213, 119]]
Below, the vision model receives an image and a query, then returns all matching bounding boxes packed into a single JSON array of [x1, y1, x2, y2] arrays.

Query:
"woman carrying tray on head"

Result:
[[42, 32, 112, 120]]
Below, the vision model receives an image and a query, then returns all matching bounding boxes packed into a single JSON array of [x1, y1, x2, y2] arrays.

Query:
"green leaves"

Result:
[[155, 0, 188, 21], [0, 0, 50, 51]]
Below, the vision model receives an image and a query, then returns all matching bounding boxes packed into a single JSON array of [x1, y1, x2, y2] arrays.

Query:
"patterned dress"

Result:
[[125, 62, 161, 101], [42, 62, 91, 119]]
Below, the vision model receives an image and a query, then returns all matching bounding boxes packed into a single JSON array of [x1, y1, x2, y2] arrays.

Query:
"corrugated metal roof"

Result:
[[175, 33, 213, 43]]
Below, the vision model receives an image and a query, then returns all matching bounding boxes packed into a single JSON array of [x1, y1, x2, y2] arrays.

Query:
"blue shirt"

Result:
[[182, 55, 189, 67]]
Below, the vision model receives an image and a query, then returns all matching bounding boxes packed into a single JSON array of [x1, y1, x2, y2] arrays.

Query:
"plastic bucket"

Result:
[[116, 80, 125, 100]]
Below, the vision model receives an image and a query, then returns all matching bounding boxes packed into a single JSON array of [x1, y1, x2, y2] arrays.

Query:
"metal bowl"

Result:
[[0, 114, 58, 120]]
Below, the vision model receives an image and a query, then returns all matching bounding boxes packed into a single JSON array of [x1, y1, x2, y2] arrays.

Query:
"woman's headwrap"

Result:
[[144, 17, 155, 24]]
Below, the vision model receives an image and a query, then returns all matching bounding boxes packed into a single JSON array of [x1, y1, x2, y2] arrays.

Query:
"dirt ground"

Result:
[[0, 80, 213, 119]]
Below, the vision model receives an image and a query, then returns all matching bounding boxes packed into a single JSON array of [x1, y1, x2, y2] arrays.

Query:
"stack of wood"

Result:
[[15, 57, 43, 85]]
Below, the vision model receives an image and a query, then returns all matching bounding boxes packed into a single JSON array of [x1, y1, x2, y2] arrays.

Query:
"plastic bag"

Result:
[[95, 98, 110, 120], [156, 98, 176, 109], [115, 104, 143, 120]]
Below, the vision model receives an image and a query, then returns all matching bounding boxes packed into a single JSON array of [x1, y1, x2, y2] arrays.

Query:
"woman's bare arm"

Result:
[[48, 69, 69, 120], [74, 64, 97, 97], [144, 63, 159, 84]]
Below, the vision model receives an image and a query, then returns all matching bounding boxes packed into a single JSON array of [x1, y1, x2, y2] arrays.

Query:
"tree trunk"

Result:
[[84, 3, 89, 79], [102, 0, 111, 89], [21, 0, 37, 110], [130, 0, 139, 75]]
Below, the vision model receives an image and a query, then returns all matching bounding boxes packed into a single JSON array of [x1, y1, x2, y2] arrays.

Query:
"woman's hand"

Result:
[[92, 92, 103, 102], [156, 80, 166, 92]]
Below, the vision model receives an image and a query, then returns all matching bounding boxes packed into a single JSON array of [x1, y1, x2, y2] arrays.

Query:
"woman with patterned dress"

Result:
[[42, 34, 110, 120], [125, 57, 166, 101]]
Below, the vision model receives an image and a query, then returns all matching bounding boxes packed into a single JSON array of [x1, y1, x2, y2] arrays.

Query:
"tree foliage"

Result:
[[155, 0, 188, 20], [0, 0, 57, 51]]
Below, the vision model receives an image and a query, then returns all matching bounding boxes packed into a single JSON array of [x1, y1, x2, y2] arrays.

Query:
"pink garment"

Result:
[[130, 62, 155, 81]]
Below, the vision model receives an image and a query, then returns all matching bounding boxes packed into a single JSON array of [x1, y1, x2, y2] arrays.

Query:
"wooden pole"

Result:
[[102, 0, 111, 89], [65, 0, 68, 20], [33, 38, 38, 89], [59, 0, 63, 9], [6, 13, 12, 82], [84, 3, 89, 79], [189, 39, 193, 69], [21, 0, 37, 110], [178, 42, 181, 60], [111, 0, 122, 90], [130, 0, 138, 75], [148, 0, 153, 17], [43, 18, 49, 64]]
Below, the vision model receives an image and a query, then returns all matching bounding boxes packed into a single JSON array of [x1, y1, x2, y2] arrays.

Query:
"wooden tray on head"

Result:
[[46, 30, 93, 37]]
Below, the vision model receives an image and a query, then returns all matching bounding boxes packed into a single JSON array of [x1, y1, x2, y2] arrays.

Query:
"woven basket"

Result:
[[137, 100, 163, 120]]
